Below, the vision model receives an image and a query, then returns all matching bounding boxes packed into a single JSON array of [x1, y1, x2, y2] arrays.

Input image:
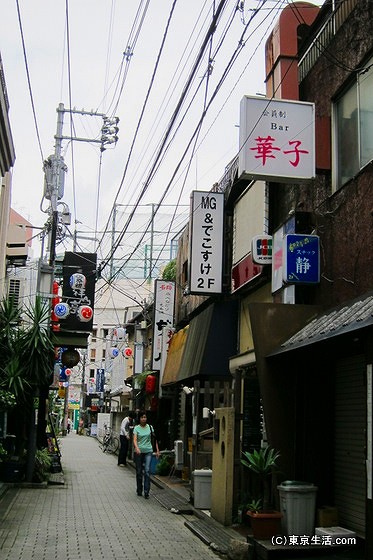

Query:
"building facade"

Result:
[[159, 1, 372, 556]]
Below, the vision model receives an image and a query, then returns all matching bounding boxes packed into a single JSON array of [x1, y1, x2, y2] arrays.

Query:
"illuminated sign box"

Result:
[[252, 235, 272, 265], [231, 253, 263, 293], [283, 234, 320, 284], [239, 96, 315, 182]]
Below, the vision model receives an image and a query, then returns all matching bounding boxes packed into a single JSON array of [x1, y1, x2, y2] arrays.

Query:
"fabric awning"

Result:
[[269, 291, 373, 357], [161, 300, 238, 386], [161, 326, 189, 386]]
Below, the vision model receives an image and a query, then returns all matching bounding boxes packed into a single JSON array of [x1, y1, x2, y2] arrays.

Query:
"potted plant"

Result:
[[241, 446, 282, 539], [33, 448, 52, 482]]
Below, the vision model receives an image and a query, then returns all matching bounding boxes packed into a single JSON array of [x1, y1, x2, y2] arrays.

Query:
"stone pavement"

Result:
[[0, 433, 243, 560]]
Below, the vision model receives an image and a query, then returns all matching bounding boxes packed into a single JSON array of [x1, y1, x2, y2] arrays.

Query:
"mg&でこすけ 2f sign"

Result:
[[189, 191, 224, 294]]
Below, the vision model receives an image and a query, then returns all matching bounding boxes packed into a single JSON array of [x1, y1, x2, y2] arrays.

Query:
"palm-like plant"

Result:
[[0, 296, 54, 480], [241, 446, 280, 512], [21, 296, 54, 388], [0, 296, 54, 400]]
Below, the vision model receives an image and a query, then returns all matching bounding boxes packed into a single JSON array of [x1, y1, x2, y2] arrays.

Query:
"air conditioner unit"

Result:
[[174, 440, 183, 469]]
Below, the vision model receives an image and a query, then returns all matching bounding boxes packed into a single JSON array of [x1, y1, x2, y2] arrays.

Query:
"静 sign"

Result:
[[239, 96, 315, 182], [189, 191, 224, 294], [283, 234, 320, 284]]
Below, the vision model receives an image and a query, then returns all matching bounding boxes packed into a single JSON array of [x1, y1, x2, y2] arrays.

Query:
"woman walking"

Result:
[[133, 411, 159, 498]]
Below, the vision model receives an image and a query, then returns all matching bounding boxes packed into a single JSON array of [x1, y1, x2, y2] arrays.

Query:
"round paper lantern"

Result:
[[145, 374, 156, 394], [114, 327, 125, 339], [110, 347, 119, 358], [61, 348, 80, 367], [69, 273, 86, 290], [54, 302, 70, 319], [123, 347, 133, 358], [77, 305, 93, 322]]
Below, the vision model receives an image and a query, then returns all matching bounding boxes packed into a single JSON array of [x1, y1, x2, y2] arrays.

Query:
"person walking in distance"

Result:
[[133, 411, 159, 498], [118, 410, 136, 467]]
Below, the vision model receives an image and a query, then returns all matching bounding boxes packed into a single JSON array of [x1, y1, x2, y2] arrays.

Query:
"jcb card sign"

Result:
[[189, 191, 224, 294]]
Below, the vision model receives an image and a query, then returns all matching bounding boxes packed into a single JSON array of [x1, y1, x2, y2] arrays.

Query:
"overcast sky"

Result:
[[1, 0, 323, 267]]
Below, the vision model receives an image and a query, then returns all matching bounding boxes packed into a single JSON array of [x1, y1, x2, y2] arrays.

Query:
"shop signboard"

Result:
[[239, 96, 315, 182], [283, 234, 320, 284], [152, 280, 175, 370], [189, 190, 224, 294], [96, 368, 105, 392]]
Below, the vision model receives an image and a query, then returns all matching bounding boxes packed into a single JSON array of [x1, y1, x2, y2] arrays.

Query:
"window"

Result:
[[334, 58, 373, 188], [8, 278, 21, 307], [102, 328, 109, 339]]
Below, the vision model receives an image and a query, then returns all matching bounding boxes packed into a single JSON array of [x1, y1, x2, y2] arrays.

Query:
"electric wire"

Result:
[[97, 0, 231, 273], [101, 0, 272, 282], [95, 0, 180, 257], [14, 0, 44, 162], [65, 0, 78, 222]]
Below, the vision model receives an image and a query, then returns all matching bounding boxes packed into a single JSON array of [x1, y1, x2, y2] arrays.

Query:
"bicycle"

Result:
[[100, 425, 119, 454]]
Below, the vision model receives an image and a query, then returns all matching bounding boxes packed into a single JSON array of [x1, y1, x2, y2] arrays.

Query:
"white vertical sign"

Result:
[[152, 280, 175, 370], [189, 191, 224, 294]]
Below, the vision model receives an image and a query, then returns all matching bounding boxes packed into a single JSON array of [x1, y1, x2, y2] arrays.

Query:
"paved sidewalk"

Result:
[[0, 433, 223, 560]]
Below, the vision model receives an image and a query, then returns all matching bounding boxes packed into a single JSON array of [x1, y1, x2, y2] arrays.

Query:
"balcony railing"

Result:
[[299, 0, 358, 82]]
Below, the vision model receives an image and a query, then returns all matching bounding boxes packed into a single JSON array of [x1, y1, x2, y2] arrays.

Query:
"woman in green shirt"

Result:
[[133, 411, 159, 498]]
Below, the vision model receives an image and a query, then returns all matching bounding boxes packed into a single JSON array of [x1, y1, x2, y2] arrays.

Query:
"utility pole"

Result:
[[41, 103, 119, 434]]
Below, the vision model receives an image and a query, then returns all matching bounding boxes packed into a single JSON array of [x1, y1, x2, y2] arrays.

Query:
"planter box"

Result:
[[247, 511, 282, 540], [0, 461, 25, 482]]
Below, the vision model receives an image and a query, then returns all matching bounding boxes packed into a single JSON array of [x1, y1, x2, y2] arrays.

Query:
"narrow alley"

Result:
[[0, 433, 222, 560]]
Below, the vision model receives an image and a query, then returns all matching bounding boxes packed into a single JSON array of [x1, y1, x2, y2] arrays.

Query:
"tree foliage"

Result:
[[0, 296, 54, 403], [162, 259, 176, 281]]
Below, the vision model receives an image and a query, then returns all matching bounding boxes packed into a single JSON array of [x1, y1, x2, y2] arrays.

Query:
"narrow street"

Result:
[[0, 433, 221, 560]]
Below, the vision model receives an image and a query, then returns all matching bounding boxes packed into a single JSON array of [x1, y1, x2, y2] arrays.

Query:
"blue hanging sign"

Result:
[[96, 368, 105, 392], [283, 234, 320, 284]]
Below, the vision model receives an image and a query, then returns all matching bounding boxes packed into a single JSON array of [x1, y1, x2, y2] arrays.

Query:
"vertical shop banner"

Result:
[[152, 280, 175, 370], [96, 368, 105, 393], [189, 191, 224, 294], [239, 96, 315, 182]]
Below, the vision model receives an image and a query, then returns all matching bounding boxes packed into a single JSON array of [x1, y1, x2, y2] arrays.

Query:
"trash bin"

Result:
[[192, 469, 212, 509], [278, 481, 318, 536]]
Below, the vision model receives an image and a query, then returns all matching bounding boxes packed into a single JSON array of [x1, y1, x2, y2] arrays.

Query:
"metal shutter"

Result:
[[334, 354, 366, 536]]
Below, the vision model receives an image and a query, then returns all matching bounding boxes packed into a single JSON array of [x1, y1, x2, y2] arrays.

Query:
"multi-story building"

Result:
[[0, 54, 16, 298], [160, 1, 372, 556]]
